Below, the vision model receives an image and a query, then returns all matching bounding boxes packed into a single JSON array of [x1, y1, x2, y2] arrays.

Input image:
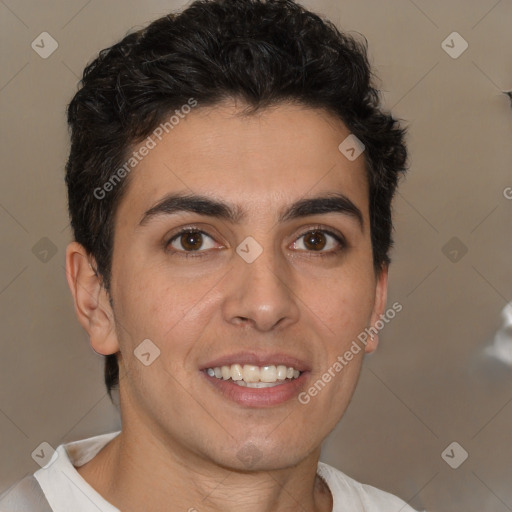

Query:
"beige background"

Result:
[[1, 1, 511, 511]]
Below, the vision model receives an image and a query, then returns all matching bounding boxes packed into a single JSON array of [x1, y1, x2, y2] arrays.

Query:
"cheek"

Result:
[[113, 263, 216, 370], [111, 274, 167, 363], [121, 281, 189, 342], [300, 266, 376, 337]]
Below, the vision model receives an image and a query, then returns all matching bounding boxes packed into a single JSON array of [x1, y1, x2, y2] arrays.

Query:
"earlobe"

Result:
[[364, 263, 389, 354], [65, 242, 120, 356]]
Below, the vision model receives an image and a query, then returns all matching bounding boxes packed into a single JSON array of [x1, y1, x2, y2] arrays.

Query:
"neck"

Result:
[[76, 424, 332, 512]]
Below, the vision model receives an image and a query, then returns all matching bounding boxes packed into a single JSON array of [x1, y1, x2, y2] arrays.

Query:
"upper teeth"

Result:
[[206, 364, 300, 383]]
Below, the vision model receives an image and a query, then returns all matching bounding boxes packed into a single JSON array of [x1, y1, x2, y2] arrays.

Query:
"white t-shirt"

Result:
[[0, 431, 423, 511]]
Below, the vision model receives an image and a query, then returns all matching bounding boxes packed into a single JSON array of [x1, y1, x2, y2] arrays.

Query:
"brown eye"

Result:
[[167, 229, 216, 253], [302, 231, 327, 251], [180, 232, 203, 251], [291, 228, 346, 255]]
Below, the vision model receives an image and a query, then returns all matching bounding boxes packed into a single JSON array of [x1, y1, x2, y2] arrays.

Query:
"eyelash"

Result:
[[165, 225, 347, 259]]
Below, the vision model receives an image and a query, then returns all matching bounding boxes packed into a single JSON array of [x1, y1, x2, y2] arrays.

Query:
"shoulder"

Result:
[[0, 431, 122, 512], [317, 462, 424, 512]]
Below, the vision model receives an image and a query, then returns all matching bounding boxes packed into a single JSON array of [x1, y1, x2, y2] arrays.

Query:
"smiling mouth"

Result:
[[205, 364, 301, 388]]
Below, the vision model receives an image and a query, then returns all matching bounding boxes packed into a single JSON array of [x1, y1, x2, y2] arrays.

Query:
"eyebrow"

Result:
[[138, 192, 364, 231]]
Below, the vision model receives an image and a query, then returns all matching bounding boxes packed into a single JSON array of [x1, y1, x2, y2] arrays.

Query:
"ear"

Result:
[[364, 263, 389, 354], [65, 241, 120, 356]]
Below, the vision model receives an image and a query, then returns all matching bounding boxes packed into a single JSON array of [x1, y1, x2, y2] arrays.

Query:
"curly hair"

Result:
[[65, 0, 408, 399]]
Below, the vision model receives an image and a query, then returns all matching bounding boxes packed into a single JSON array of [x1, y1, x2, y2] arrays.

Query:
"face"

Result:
[[73, 100, 387, 472]]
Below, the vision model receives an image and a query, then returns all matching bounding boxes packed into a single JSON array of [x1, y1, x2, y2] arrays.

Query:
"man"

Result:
[[1, 0, 420, 510]]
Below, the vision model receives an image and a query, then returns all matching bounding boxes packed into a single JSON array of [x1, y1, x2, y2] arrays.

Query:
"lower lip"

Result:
[[201, 371, 309, 407]]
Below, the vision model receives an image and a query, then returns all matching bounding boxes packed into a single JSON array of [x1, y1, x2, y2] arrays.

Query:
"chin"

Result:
[[210, 438, 318, 474]]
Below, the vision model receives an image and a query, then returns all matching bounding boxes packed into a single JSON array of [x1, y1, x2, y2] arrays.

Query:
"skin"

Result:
[[65, 99, 388, 512]]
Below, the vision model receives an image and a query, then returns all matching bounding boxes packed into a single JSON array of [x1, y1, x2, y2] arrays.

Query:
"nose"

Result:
[[221, 242, 300, 332]]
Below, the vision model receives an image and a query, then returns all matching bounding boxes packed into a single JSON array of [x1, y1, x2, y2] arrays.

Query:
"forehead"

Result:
[[115, 101, 369, 226]]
